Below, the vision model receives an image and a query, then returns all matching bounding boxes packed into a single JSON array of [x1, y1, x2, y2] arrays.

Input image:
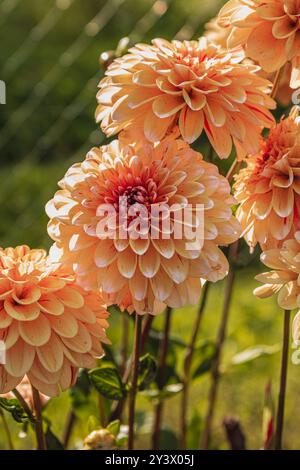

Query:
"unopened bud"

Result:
[[83, 429, 117, 450]]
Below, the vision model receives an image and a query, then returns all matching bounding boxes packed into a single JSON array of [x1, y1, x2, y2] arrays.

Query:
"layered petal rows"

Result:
[[96, 37, 275, 159], [46, 137, 241, 315], [234, 106, 300, 250], [218, 0, 300, 88], [254, 231, 300, 343], [0, 246, 110, 396]]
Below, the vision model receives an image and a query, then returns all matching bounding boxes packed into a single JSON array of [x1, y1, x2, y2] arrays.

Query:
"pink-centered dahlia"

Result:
[[218, 0, 300, 88], [0, 246, 110, 396], [46, 138, 241, 315], [234, 106, 300, 250], [96, 37, 275, 159]]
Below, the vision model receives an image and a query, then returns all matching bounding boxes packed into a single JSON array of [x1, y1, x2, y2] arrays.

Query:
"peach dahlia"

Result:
[[96, 37, 275, 159], [218, 0, 300, 88], [0, 246, 110, 396], [254, 232, 300, 344], [46, 137, 241, 315], [234, 106, 300, 250]]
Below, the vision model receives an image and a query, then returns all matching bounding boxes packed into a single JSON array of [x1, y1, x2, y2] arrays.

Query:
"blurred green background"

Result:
[[0, 0, 299, 451]]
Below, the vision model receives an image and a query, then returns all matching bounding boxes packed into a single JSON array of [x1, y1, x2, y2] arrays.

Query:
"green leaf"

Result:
[[138, 354, 157, 390], [191, 341, 217, 379], [45, 427, 64, 450], [70, 368, 91, 408], [107, 419, 120, 437], [142, 383, 183, 402], [107, 304, 123, 315], [231, 344, 280, 366], [0, 397, 28, 423], [89, 364, 126, 400]]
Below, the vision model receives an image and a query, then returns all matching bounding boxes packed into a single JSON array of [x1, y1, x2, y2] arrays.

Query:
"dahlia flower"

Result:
[[46, 138, 241, 315], [0, 246, 110, 396], [96, 37, 275, 159], [218, 0, 300, 88], [254, 232, 300, 344], [234, 106, 300, 250]]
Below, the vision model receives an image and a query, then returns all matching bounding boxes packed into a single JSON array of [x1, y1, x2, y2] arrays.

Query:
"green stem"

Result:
[[275, 309, 291, 450], [200, 241, 239, 449], [31, 386, 46, 450], [180, 282, 210, 449], [152, 306, 172, 450], [128, 313, 142, 450]]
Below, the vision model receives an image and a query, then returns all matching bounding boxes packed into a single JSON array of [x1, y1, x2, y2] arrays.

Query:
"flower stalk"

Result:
[[152, 306, 172, 450], [180, 282, 210, 449], [128, 313, 142, 450], [275, 309, 291, 450], [32, 386, 46, 451], [201, 240, 239, 449]]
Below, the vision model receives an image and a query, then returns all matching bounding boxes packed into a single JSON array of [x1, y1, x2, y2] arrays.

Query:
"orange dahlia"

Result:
[[218, 0, 300, 88], [96, 37, 275, 159], [0, 246, 110, 396], [234, 106, 300, 250], [46, 137, 241, 315], [254, 232, 300, 310]]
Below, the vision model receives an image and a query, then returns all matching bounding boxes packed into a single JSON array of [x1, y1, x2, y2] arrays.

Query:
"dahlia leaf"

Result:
[[89, 364, 126, 400]]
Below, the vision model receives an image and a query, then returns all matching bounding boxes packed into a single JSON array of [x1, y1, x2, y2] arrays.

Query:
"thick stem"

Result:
[[275, 309, 291, 450], [180, 282, 210, 449], [63, 410, 76, 449], [31, 386, 46, 451], [0, 408, 14, 450], [110, 314, 153, 421], [12, 388, 35, 422], [128, 313, 142, 450], [152, 306, 172, 450], [200, 241, 239, 450]]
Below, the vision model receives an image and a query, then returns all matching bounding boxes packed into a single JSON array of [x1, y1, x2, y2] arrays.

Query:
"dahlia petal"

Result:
[[2, 321, 19, 349], [37, 333, 64, 373], [117, 249, 137, 279], [272, 187, 294, 217], [227, 25, 252, 48], [95, 239, 117, 268], [129, 269, 148, 301], [252, 193, 272, 220], [256, 3, 285, 20], [151, 238, 175, 259], [38, 294, 64, 316], [12, 286, 41, 305], [62, 322, 92, 353], [49, 311, 79, 338], [253, 283, 281, 298], [150, 269, 173, 302], [182, 89, 206, 111], [278, 282, 298, 309], [129, 238, 150, 255], [100, 262, 126, 293], [204, 117, 232, 159], [4, 299, 40, 322], [56, 287, 84, 308], [144, 110, 172, 142], [206, 100, 227, 127], [19, 315, 51, 346], [272, 16, 298, 39], [179, 107, 204, 144], [0, 308, 12, 328], [0, 367, 22, 394], [139, 246, 160, 278], [291, 56, 300, 89], [161, 253, 189, 284], [0, 279, 13, 300], [152, 95, 185, 118], [5, 339, 35, 377], [246, 23, 287, 72]]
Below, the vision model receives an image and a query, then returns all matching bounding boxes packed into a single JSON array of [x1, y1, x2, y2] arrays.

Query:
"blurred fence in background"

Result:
[[0, 0, 224, 248]]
